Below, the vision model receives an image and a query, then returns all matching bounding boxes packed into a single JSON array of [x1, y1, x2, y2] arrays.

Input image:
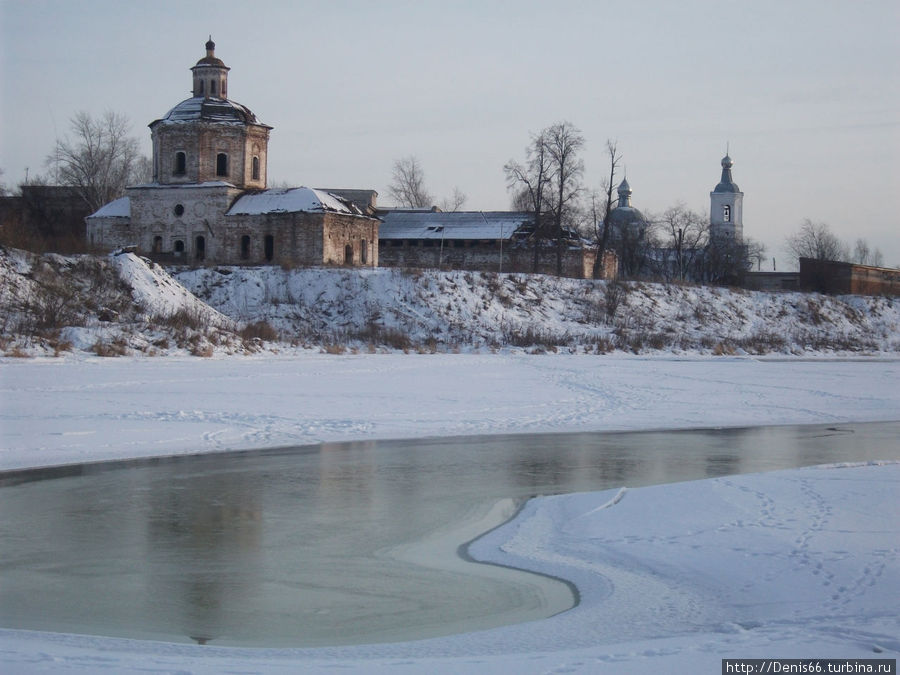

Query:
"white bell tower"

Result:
[[709, 151, 744, 243]]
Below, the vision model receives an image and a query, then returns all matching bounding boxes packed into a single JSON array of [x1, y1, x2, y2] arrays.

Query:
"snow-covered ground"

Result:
[[2, 249, 899, 672], [1, 354, 899, 673]]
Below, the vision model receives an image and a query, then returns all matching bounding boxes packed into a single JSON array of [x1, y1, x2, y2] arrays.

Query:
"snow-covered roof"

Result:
[[227, 188, 366, 216], [152, 97, 269, 128], [378, 211, 531, 240], [87, 196, 130, 219]]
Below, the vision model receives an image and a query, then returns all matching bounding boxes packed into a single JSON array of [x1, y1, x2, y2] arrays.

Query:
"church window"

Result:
[[240, 235, 250, 260], [251, 156, 260, 180], [152, 236, 162, 253], [195, 235, 206, 261], [723, 205, 731, 222], [344, 244, 354, 265], [174, 152, 186, 175], [360, 239, 368, 264], [264, 235, 274, 262], [199, 80, 204, 95], [174, 204, 185, 217], [211, 79, 217, 96], [174, 240, 185, 256], [216, 153, 228, 177]]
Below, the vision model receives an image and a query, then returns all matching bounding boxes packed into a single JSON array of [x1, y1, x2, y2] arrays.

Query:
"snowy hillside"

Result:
[[177, 263, 900, 354], [2, 247, 899, 357]]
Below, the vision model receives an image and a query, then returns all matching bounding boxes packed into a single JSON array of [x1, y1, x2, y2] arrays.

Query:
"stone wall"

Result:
[[379, 241, 600, 279], [800, 258, 900, 296]]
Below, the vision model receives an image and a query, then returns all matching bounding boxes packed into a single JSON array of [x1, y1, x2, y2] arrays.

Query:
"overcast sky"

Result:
[[2, 0, 898, 268]]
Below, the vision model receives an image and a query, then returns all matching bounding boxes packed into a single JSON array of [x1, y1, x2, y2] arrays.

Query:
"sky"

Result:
[[1, 0, 898, 269]]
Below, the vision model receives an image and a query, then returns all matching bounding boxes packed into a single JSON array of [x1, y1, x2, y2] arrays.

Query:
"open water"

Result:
[[1, 422, 898, 647]]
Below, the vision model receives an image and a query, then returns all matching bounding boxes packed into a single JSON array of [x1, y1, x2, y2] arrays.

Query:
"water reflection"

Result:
[[0, 422, 897, 647]]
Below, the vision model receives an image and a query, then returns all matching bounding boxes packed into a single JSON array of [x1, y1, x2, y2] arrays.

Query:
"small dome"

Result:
[[618, 177, 632, 195], [205, 36, 215, 51], [721, 154, 733, 169]]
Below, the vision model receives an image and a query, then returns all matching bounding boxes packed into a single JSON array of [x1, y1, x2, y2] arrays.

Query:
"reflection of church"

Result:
[[86, 39, 379, 266]]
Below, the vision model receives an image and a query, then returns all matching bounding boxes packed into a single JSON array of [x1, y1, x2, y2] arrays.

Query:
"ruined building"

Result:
[[86, 39, 379, 267]]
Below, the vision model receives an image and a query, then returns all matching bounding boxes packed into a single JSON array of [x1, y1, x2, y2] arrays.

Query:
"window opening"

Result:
[[251, 156, 260, 180], [240, 235, 251, 260], [211, 79, 217, 96], [152, 236, 162, 253], [723, 205, 731, 222], [195, 235, 206, 261], [264, 235, 274, 262], [174, 204, 185, 217], [174, 152, 186, 175], [360, 239, 368, 265], [216, 153, 228, 177], [174, 240, 185, 256], [344, 244, 354, 265]]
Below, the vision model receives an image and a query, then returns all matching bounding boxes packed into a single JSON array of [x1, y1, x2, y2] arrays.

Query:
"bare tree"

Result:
[[47, 111, 149, 213], [658, 203, 707, 281], [591, 140, 622, 278], [545, 121, 585, 276], [703, 236, 764, 285], [439, 187, 467, 212], [505, 129, 552, 272], [852, 238, 884, 267], [785, 220, 848, 263], [388, 155, 434, 208]]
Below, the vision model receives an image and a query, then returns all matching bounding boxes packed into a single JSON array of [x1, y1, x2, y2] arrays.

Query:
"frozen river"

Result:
[[1, 421, 898, 647]]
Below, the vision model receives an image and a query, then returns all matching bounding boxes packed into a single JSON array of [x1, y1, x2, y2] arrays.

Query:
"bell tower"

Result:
[[709, 151, 744, 243], [192, 37, 230, 99]]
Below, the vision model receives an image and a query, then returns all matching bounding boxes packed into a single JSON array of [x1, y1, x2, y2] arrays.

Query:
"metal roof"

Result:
[[378, 211, 531, 240]]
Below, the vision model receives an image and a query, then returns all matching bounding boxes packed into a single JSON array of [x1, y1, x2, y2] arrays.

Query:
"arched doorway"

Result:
[[195, 235, 205, 261]]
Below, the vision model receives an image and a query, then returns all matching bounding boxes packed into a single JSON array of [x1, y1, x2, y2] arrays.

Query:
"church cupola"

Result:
[[617, 177, 633, 208], [191, 36, 230, 99]]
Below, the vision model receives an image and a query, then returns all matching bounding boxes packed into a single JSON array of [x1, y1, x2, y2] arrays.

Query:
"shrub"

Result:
[[241, 320, 279, 343]]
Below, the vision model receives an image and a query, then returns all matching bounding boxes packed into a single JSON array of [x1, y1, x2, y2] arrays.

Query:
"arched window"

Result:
[[251, 156, 260, 180], [211, 79, 217, 96], [199, 80, 204, 95], [216, 153, 228, 177], [264, 235, 274, 262], [723, 205, 731, 222], [195, 235, 206, 261], [152, 236, 163, 253], [344, 244, 354, 265], [240, 235, 251, 260], [174, 152, 186, 175], [174, 240, 185, 256], [360, 239, 368, 265], [174, 204, 185, 217]]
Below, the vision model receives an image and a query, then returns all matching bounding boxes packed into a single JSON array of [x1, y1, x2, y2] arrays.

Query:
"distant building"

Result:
[[709, 153, 744, 244], [86, 39, 378, 267], [606, 178, 653, 278], [0, 185, 91, 251], [377, 209, 610, 279]]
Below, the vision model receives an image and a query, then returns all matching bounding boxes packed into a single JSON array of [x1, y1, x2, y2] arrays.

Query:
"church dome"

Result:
[[713, 153, 740, 193], [157, 96, 264, 126]]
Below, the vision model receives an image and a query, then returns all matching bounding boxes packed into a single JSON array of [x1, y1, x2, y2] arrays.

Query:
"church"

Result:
[[86, 39, 380, 267]]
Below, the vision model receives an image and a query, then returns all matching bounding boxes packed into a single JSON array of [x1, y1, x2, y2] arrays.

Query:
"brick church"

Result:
[[86, 38, 379, 267]]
